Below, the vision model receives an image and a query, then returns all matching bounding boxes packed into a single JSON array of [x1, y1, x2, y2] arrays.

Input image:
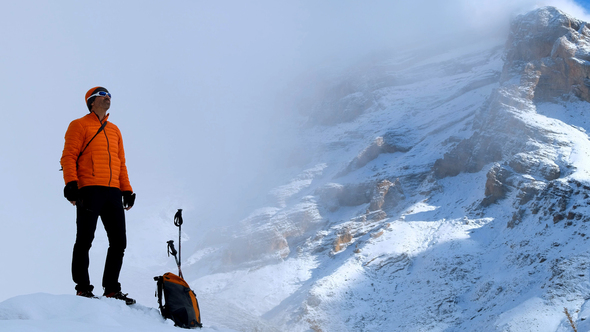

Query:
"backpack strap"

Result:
[[76, 120, 107, 169], [59, 120, 108, 172], [154, 276, 167, 318]]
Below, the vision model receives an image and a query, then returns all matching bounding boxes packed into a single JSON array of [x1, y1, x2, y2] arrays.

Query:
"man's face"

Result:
[[92, 93, 111, 111]]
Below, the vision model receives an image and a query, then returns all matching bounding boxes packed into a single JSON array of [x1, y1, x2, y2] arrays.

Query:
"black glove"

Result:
[[64, 181, 78, 202], [123, 191, 136, 209]]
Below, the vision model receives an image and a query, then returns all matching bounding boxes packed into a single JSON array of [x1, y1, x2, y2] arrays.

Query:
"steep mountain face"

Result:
[[188, 7, 590, 332]]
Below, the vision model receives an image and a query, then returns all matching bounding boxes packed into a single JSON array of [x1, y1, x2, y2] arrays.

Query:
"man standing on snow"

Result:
[[60, 86, 136, 305]]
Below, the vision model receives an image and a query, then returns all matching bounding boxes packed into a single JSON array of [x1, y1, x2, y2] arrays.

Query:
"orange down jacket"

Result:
[[61, 112, 133, 192]]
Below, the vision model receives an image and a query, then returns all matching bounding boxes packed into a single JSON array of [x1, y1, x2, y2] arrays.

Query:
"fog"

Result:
[[0, 0, 588, 302]]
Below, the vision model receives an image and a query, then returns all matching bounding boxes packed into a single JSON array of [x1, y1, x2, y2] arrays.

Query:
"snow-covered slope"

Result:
[[182, 6, 590, 332], [4, 6, 590, 332], [0, 293, 239, 332]]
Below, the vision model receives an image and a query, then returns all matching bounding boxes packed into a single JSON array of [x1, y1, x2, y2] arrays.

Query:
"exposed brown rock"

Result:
[[481, 164, 513, 207], [554, 213, 565, 223], [503, 7, 590, 102], [223, 202, 323, 265], [433, 7, 587, 181], [339, 135, 412, 176], [316, 179, 404, 212], [508, 153, 561, 181], [433, 132, 503, 179], [517, 182, 544, 206], [334, 230, 353, 252], [370, 230, 384, 239], [368, 180, 394, 212], [368, 178, 405, 212]]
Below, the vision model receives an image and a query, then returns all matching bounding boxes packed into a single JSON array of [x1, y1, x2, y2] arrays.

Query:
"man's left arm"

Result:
[[117, 130, 135, 210]]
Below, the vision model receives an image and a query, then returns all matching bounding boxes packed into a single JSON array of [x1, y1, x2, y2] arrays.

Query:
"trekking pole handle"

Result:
[[174, 209, 183, 227], [167, 240, 177, 256]]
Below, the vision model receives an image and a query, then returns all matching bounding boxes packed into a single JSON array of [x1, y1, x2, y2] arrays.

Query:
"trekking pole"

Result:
[[167, 240, 184, 279], [174, 209, 184, 278]]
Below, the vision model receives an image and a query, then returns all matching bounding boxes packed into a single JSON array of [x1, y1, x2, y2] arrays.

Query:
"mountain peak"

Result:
[[181, 6, 590, 332], [504, 6, 590, 102]]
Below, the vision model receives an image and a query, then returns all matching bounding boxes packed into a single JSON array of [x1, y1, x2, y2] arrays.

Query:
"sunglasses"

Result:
[[87, 91, 112, 100]]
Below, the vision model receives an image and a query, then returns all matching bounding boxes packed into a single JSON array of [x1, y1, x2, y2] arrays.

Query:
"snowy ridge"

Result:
[[181, 7, 590, 332]]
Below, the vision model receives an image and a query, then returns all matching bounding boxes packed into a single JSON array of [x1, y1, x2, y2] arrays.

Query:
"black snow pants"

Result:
[[72, 186, 126, 294]]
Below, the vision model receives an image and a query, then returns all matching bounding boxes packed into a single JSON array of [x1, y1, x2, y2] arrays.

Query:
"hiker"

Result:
[[60, 86, 136, 305]]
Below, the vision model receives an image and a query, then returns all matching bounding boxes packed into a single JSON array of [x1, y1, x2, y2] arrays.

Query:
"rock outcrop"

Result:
[[340, 133, 414, 176], [315, 179, 405, 213], [435, 7, 589, 206], [503, 6, 590, 102], [223, 201, 323, 265], [368, 179, 405, 212]]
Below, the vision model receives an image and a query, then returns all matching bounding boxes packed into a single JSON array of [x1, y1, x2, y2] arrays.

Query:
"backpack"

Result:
[[154, 272, 202, 328]]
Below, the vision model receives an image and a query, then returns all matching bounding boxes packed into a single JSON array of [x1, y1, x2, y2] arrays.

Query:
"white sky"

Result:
[[0, 0, 588, 302]]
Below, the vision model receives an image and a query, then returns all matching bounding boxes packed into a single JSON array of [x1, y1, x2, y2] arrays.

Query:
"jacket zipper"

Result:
[[92, 113, 113, 187], [104, 127, 112, 187]]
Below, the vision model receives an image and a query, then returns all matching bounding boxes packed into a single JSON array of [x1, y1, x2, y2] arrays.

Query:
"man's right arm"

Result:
[[61, 120, 84, 184], [61, 121, 85, 205]]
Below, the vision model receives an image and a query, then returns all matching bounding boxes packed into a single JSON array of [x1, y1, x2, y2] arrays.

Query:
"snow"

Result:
[[0, 293, 238, 332], [496, 297, 564, 332], [8, 7, 590, 332]]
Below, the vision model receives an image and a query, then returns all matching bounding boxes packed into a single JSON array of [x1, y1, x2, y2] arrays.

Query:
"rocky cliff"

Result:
[[187, 7, 590, 332]]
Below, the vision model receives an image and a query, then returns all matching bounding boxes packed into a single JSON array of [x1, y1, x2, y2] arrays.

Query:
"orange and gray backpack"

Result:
[[154, 272, 202, 328], [154, 210, 202, 329]]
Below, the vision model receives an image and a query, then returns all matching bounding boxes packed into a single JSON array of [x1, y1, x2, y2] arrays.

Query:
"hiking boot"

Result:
[[104, 291, 136, 305], [76, 290, 97, 299]]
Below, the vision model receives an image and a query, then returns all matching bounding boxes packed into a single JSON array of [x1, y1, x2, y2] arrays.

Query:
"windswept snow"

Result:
[[0, 293, 238, 332]]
